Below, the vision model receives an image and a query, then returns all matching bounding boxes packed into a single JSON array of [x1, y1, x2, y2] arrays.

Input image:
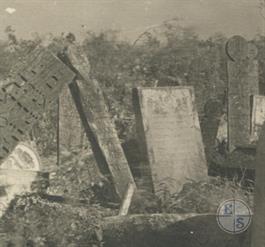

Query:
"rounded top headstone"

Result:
[[226, 35, 248, 61]]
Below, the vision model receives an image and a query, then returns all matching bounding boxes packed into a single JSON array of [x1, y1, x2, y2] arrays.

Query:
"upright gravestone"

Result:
[[134, 87, 207, 195], [251, 122, 265, 247], [226, 36, 259, 151], [59, 84, 85, 150], [250, 95, 265, 143]]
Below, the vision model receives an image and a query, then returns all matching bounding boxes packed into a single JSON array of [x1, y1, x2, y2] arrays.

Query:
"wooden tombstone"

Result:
[[134, 87, 207, 195], [0, 48, 75, 162], [226, 35, 259, 151]]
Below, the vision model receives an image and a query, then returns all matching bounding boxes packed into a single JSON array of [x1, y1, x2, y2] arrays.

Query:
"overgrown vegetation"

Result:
[[0, 23, 261, 246], [0, 193, 104, 246]]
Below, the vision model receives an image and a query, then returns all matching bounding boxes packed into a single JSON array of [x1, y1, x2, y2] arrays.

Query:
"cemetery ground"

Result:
[[0, 27, 263, 246]]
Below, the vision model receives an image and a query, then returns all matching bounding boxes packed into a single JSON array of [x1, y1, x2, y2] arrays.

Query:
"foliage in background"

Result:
[[1, 25, 265, 150]]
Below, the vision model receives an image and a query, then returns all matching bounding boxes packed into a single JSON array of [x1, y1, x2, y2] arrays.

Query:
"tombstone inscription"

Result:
[[135, 87, 207, 194]]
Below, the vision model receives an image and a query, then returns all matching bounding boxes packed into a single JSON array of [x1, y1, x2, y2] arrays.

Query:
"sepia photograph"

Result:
[[0, 0, 263, 246]]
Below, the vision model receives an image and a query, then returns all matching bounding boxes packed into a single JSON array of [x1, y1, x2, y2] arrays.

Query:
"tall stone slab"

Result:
[[135, 87, 207, 195], [250, 95, 265, 143], [63, 44, 136, 200], [0, 48, 75, 161], [59, 84, 85, 150], [226, 36, 259, 151]]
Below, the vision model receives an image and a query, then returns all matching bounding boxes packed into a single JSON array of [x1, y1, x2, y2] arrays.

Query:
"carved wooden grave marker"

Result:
[[63, 45, 136, 200], [134, 87, 207, 195], [251, 95, 265, 143], [0, 48, 75, 162], [226, 36, 259, 151]]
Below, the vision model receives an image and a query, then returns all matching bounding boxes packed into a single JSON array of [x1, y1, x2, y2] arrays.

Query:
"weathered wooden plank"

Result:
[[250, 95, 265, 143], [64, 45, 136, 199], [0, 48, 75, 161], [134, 87, 207, 195], [226, 36, 259, 151], [251, 122, 265, 247]]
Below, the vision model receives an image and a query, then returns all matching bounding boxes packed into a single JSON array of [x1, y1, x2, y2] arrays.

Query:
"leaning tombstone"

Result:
[[0, 47, 75, 216], [62, 44, 136, 201], [250, 95, 265, 143], [226, 36, 259, 151], [134, 87, 207, 195], [0, 47, 75, 161]]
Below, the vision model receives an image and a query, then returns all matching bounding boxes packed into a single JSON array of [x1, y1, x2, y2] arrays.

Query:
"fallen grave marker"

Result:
[[134, 87, 207, 195], [0, 142, 48, 217], [0, 48, 75, 216]]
